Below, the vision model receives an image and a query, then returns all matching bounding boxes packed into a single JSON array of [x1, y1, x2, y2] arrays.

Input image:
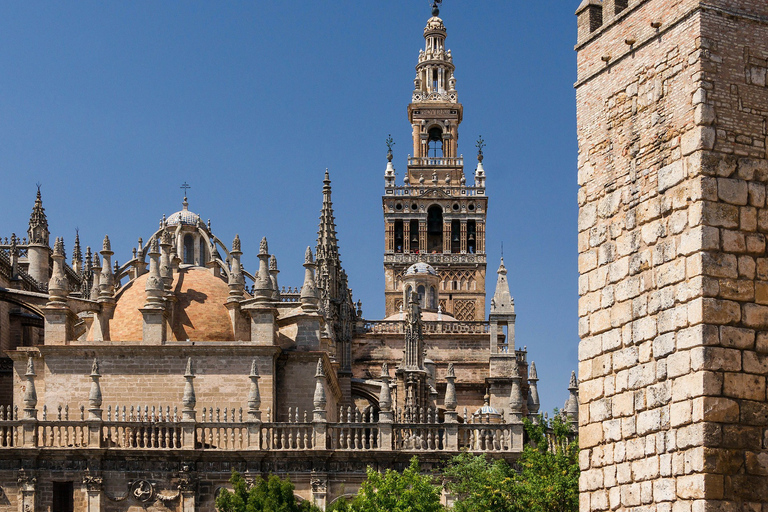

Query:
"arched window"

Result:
[[183, 234, 194, 265], [467, 220, 477, 254], [417, 285, 426, 309], [199, 239, 206, 265], [427, 205, 443, 253], [429, 287, 437, 309], [405, 286, 412, 304], [409, 220, 419, 253], [428, 127, 443, 158]]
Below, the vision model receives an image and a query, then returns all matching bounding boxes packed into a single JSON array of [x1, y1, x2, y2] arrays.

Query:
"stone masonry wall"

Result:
[[577, 0, 768, 510]]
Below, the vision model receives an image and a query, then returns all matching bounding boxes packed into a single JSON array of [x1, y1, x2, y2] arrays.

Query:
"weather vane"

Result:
[[386, 134, 395, 162], [432, 0, 442, 16], [476, 135, 486, 162]]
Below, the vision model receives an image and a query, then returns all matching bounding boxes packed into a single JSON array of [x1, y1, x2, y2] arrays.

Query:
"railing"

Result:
[[0, 403, 527, 454], [408, 157, 464, 167], [459, 423, 515, 452], [262, 423, 314, 450], [361, 321, 490, 335]]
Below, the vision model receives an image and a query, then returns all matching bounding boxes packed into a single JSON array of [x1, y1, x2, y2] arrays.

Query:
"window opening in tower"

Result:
[[394, 220, 404, 253], [428, 127, 443, 158], [427, 205, 443, 253], [409, 220, 419, 253], [467, 220, 477, 254]]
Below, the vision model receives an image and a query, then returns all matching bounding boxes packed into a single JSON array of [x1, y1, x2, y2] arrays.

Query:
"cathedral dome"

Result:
[[110, 267, 234, 342], [405, 262, 437, 276]]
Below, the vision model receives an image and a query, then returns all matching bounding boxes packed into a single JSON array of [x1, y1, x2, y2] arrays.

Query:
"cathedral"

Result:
[[0, 3, 574, 511]]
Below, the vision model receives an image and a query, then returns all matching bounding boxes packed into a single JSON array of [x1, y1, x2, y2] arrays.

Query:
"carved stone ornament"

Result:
[[17, 469, 36, 491], [130, 480, 156, 503], [310, 478, 327, 494], [82, 470, 103, 492]]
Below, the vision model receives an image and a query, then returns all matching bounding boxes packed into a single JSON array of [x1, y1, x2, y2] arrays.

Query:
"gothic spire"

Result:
[[316, 169, 339, 264], [28, 186, 49, 245], [72, 230, 83, 274]]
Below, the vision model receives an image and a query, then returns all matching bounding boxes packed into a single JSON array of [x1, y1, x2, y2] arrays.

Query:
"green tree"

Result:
[[347, 456, 445, 512], [215, 470, 320, 512], [444, 412, 579, 512]]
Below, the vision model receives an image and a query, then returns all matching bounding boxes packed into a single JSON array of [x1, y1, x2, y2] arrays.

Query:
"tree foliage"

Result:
[[215, 471, 320, 512], [327, 457, 444, 512], [444, 413, 579, 512]]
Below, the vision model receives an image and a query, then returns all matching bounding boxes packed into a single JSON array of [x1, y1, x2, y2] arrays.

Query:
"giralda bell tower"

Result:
[[382, 1, 487, 322]]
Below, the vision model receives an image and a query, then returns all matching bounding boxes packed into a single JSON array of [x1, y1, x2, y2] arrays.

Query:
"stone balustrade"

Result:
[[361, 320, 490, 334]]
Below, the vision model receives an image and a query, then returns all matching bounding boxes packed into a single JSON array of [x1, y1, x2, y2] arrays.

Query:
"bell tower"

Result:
[[382, 1, 487, 321]]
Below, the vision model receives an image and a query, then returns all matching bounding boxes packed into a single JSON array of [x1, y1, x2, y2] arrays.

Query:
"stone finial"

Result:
[[313, 358, 327, 413], [252, 238, 273, 302], [379, 363, 392, 412], [90, 253, 102, 301], [247, 359, 262, 419], [144, 237, 164, 308], [269, 255, 280, 301], [99, 235, 115, 302], [527, 361, 540, 418], [182, 357, 196, 419], [232, 234, 241, 253], [444, 363, 457, 412], [300, 247, 318, 311], [88, 358, 102, 417], [508, 358, 523, 422], [23, 354, 37, 417], [48, 238, 69, 305], [565, 370, 579, 427]]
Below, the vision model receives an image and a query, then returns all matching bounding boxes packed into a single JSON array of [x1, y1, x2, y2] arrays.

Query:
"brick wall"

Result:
[[577, 0, 768, 510]]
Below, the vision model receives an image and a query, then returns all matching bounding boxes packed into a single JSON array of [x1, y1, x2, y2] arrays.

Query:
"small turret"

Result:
[[26, 187, 50, 285], [90, 253, 102, 301], [508, 360, 523, 423], [144, 238, 164, 309]]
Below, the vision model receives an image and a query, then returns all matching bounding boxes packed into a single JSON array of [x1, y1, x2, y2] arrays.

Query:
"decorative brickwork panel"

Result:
[[453, 300, 475, 322]]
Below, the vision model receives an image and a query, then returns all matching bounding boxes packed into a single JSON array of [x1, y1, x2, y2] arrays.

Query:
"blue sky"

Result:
[[0, 1, 578, 412]]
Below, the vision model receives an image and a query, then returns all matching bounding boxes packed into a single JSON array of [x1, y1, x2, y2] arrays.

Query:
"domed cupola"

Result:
[[403, 262, 440, 312], [166, 195, 201, 227]]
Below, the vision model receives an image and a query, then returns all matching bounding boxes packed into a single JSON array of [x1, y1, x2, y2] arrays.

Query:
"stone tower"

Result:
[[576, 0, 768, 510], [26, 186, 50, 285], [383, 3, 487, 321]]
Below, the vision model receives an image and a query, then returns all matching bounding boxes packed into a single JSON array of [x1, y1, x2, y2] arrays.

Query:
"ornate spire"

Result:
[[72, 230, 83, 275], [253, 237, 273, 302], [316, 170, 339, 265], [444, 362, 457, 412], [90, 253, 101, 301], [27, 186, 49, 246], [159, 231, 173, 291], [490, 257, 515, 315]]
